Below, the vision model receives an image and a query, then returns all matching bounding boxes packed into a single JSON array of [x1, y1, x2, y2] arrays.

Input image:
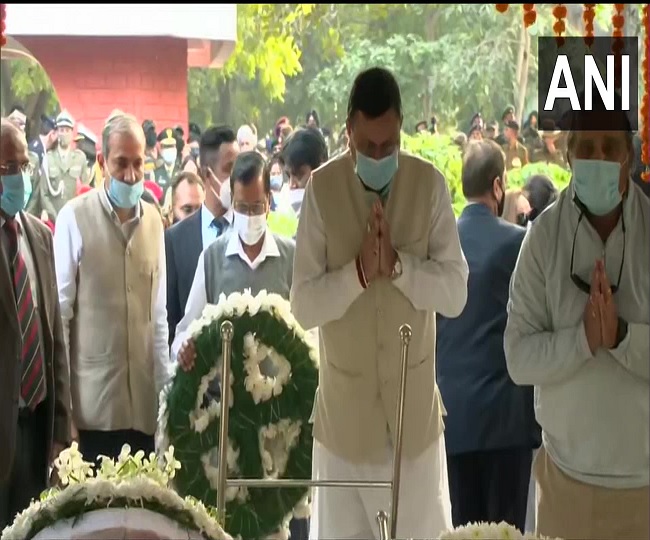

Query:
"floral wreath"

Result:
[[1, 443, 230, 540], [158, 290, 319, 539], [440, 521, 563, 539]]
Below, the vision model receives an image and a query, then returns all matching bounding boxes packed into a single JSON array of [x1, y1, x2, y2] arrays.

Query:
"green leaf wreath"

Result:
[[159, 290, 319, 539]]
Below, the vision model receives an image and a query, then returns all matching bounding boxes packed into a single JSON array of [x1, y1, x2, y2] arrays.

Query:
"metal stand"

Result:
[[216, 321, 413, 540]]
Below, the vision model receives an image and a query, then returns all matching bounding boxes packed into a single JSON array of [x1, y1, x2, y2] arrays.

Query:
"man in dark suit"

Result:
[[165, 125, 239, 343], [436, 139, 540, 531], [0, 119, 71, 528]]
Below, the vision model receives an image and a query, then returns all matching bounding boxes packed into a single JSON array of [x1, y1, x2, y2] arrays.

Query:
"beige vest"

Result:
[[69, 190, 162, 434], [312, 151, 445, 463]]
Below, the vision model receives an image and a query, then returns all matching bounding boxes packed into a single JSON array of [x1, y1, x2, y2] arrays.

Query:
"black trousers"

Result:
[[78, 428, 155, 463], [447, 447, 532, 532], [0, 407, 47, 529]]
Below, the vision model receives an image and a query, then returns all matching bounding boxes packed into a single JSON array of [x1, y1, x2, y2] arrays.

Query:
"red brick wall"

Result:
[[19, 36, 188, 140]]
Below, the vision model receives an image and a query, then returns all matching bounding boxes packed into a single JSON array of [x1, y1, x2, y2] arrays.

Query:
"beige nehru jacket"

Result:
[[67, 190, 162, 434], [297, 151, 465, 464]]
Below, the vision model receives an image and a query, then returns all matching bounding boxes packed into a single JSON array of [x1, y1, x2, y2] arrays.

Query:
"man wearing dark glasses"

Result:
[[504, 92, 649, 540]]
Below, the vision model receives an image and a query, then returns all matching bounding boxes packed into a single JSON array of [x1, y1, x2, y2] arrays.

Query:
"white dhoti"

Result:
[[309, 435, 453, 540]]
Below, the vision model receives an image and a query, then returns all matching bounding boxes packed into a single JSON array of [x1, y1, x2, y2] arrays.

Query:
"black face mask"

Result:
[[516, 212, 528, 227]]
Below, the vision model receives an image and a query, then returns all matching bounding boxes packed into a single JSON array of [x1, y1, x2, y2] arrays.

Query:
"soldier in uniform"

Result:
[[142, 119, 159, 183], [153, 128, 179, 203], [502, 120, 529, 171], [41, 110, 90, 221], [531, 125, 567, 169], [29, 114, 57, 167], [495, 105, 525, 146], [74, 123, 101, 187]]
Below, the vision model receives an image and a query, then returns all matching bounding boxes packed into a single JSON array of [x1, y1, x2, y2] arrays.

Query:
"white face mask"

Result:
[[162, 148, 177, 165], [234, 210, 266, 245], [219, 179, 232, 210]]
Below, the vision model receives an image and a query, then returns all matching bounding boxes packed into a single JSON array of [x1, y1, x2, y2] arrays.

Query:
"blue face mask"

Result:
[[0, 171, 28, 217], [270, 174, 283, 191], [107, 176, 144, 209], [355, 151, 399, 192], [572, 158, 622, 216]]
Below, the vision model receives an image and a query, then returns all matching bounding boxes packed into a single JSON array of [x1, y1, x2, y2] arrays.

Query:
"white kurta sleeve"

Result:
[[290, 180, 364, 330]]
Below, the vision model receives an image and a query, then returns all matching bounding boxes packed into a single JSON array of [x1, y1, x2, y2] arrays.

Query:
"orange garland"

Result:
[[641, 4, 649, 182], [523, 4, 536, 28], [0, 4, 6, 48], [611, 4, 626, 89], [553, 4, 568, 47], [583, 4, 596, 47], [495, 4, 509, 13]]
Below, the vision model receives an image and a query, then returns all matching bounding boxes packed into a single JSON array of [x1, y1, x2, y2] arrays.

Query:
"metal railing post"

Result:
[[216, 320, 234, 524]]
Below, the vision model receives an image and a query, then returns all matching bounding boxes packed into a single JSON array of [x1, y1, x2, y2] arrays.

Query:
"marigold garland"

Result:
[[495, 4, 509, 13], [611, 4, 626, 88], [641, 4, 650, 182], [553, 4, 568, 47], [583, 4, 596, 47], [523, 4, 536, 28], [0, 4, 7, 48]]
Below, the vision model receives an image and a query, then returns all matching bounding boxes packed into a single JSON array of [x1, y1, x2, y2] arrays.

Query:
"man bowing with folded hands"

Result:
[[290, 67, 468, 540]]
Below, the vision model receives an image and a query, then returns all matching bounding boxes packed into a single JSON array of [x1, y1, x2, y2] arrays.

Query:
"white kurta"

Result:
[[309, 436, 453, 540]]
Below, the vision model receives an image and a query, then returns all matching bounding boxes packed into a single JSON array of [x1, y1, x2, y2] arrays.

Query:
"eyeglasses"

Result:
[[0, 162, 34, 177], [570, 209, 626, 294], [233, 201, 266, 216]]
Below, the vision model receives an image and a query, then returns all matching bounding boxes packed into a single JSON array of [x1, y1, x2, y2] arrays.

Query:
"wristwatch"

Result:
[[390, 252, 403, 280]]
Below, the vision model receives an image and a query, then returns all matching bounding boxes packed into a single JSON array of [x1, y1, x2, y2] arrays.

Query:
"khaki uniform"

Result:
[[503, 141, 529, 171], [153, 164, 177, 203], [531, 146, 567, 169], [42, 147, 90, 220], [24, 150, 42, 216]]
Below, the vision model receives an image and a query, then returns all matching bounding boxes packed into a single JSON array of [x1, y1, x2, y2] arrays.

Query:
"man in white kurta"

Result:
[[290, 67, 468, 540]]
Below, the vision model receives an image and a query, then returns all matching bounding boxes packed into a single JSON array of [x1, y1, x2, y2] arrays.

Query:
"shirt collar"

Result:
[[225, 229, 280, 268], [201, 204, 233, 228]]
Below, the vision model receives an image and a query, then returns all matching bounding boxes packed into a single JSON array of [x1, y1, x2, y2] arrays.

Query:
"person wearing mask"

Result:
[[29, 114, 57, 167], [280, 126, 329, 217], [165, 125, 239, 344], [182, 132, 201, 174], [53, 113, 171, 463], [6, 107, 40, 215], [174, 151, 305, 540], [73, 124, 100, 187], [0, 118, 71, 529], [290, 67, 468, 540], [505, 94, 649, 540], [42, 110, 90, 222], [268, 155, 285, 210], [437, 139, 539, 531], [237, 124, 257, 152], [170, 171, 205, 223], [154, 128, 180, 202]]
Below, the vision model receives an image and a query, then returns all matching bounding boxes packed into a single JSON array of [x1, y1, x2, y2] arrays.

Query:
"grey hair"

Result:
[[101, 113, 143, 158], [461, 138, 506, 199]]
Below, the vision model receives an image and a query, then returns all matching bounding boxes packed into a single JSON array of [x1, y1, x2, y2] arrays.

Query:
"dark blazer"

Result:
[[165, 208, 204, 344], [436, 203, 541, 455], [0, 212, 71, 483]]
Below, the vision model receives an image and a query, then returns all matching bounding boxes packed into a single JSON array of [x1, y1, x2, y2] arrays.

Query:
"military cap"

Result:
[[188, 122, 201, 137], [40, 114, 56, 132], [56, 109, 75, 129], [74, 123, 98, 145], [142, 119, 156, 133], [505, 119, 520, 131], [415, 120, 428, 132], [502, 105, 515, 119], [157, 128, 176, 146]]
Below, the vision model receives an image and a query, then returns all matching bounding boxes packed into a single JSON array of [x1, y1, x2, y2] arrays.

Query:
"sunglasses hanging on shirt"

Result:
[[569, 202, 626, 295]]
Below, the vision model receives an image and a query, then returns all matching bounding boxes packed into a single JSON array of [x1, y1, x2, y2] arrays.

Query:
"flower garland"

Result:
[[611, 4, 625, 89], [161, 289, 319, 540], [553, 4, 568, 47], [439, 521, 563, 539], [495, 4, 509, 13], [0, 4, 6, 48], [583, 4, 596, 48], [642, 4, 650, 182], [523, 4, 536, 28], [0, 443, 230, 540]]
